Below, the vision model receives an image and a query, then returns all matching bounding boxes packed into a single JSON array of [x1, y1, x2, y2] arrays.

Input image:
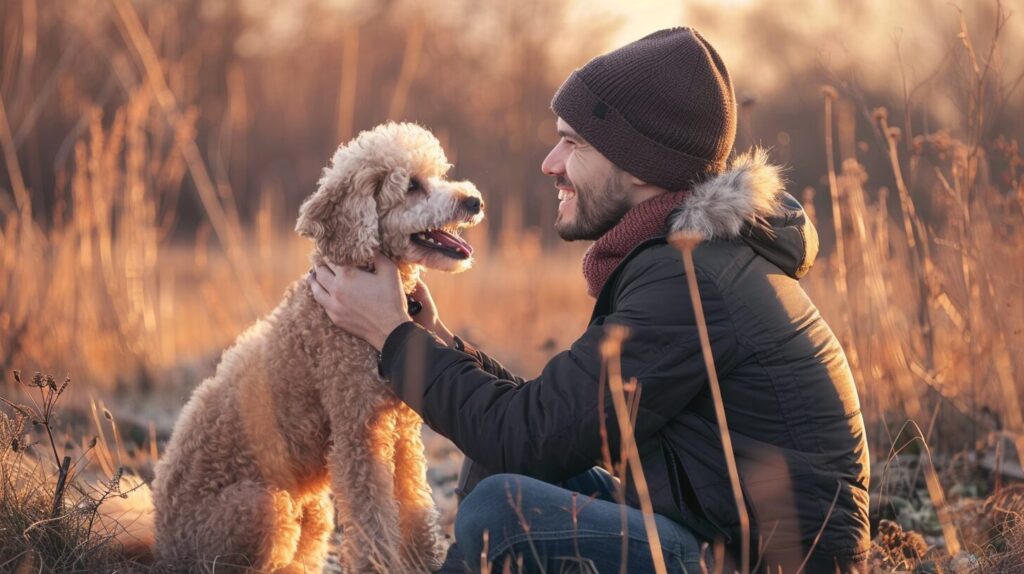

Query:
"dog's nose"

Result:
[[462, 197, 483, 215]]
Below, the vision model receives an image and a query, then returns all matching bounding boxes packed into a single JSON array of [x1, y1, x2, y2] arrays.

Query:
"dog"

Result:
[[148, 122, 484, 572]]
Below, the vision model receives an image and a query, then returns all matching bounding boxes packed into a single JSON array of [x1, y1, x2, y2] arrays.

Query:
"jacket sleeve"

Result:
[[453, 336, 525, 385], [380, 251, 741, 483]]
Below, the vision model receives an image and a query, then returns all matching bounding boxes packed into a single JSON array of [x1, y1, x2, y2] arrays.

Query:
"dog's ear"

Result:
[[378, 167, 410, 206], [295, 186, 334, 243], [296, 163, 383, 265]]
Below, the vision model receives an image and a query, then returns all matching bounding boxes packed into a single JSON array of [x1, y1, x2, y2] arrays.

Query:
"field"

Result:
[[2, 0, 1024, 572]]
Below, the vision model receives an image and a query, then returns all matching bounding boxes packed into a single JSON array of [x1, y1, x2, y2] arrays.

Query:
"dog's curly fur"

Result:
[[149, 123, 484, 573]]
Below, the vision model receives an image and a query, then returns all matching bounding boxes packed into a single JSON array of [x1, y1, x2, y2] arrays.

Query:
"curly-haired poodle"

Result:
[[150, 123, 484, 572]]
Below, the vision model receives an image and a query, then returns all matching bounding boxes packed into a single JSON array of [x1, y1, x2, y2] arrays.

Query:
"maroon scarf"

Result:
[[581, 191, 689, 297]]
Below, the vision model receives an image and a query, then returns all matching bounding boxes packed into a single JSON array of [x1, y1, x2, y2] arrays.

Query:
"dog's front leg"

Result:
[[325, 387, 403, 573], [393, 404, 447, 572]]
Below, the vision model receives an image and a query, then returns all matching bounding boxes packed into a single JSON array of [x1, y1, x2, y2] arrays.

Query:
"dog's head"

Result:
[[296, 123, 485, 275]]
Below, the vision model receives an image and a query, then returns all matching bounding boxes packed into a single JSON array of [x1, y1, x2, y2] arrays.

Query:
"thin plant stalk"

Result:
[[875, 108, 930, 255], [110, 0, 265, 315], [480, 529, 489, 574], [388, 18, 425, 120], [875, 108, 936, 364], [50, 455, 70, 519], [821, 86, 849, 307], [891, 421, 963, 556], [600, 325, 668, 574], [0, 95, 32, 220], [597, 356, 631, 574], [669, 232, 750, 574], [820, 87, 864, 383], [337, 23, 360, 142]]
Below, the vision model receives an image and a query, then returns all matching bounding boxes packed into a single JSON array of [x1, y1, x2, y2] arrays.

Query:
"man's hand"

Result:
[[307, 253, 410, 351], [409, 280, 456, 347]]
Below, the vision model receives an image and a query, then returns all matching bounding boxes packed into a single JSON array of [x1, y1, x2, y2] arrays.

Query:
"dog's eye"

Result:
[[407, 178, 422, 193]]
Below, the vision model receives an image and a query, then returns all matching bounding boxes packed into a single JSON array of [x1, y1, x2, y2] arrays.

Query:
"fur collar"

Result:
[[667, 148, 784, 239]]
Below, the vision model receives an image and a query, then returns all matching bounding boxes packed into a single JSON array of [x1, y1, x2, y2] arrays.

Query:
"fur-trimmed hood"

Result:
[[667, 148, 819, 279]]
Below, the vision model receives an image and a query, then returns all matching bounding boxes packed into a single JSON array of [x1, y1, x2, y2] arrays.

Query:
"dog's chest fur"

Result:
[[160, 278, 398, 493]]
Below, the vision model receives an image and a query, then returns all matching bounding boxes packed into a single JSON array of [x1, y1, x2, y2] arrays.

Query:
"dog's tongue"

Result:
[[427, 229, 473, 257]]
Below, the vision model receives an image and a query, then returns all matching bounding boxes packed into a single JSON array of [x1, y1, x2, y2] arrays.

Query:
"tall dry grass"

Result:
[[0, 371, 151, 572], [0, 0, 1023, 572], [2, 79, 1023, 574]]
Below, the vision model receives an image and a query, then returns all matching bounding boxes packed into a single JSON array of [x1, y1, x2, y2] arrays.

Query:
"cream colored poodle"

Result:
[[150, 123, 484, 572]]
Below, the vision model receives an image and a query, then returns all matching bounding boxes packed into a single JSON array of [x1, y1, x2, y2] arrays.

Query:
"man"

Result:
[[309, 28, 870, 573]]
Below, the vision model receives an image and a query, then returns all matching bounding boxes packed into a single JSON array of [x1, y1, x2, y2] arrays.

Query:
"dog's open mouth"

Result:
[[411, 228, 473, 260]]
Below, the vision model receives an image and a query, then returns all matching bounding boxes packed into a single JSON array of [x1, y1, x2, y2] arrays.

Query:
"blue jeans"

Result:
[[438, 468, 706, 573]]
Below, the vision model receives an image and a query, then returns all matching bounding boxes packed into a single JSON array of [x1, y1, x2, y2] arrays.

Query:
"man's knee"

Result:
[[454, 473, 536, 560]]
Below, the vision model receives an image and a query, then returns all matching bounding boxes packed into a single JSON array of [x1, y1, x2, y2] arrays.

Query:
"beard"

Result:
[[555, 174, 632, 241]]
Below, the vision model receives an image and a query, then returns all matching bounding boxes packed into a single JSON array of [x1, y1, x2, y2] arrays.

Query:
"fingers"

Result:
[[324, 261, 342, 277], [307, 272, 330, 305], [410, 279, 430, 299], [312, 265, 336, 288], [373, 252, 399, 277], [320, 253, 394, 278], [321, 254, 394, 276]]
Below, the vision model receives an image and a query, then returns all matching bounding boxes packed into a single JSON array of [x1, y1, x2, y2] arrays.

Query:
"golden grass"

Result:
[[2, 88, 1024, 572], [1, 0, 1023, 571], [0, 373, 149, 572]]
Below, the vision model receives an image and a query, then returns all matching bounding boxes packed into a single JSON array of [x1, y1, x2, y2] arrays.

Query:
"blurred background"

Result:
[[2, 0, 1024, 568]]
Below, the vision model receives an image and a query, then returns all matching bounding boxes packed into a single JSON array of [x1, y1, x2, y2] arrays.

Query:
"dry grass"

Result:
[[2, 112, 1023, 571], [0, 371, 148, 572], [1, 0, 1023, 572], [4, 138, 1020, 572]]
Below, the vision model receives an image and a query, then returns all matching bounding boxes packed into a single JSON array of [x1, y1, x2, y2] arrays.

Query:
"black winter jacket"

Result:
[[380, 150, 871, 572]]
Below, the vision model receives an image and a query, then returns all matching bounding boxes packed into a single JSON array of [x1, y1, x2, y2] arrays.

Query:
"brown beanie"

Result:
[[551, 28, 737, 191]]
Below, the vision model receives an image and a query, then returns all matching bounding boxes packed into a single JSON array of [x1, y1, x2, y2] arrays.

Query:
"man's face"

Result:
[[541, 118, 632, 241]]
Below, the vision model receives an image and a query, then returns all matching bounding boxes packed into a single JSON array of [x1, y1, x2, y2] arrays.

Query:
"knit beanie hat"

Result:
[[551, 27, 737, 191]]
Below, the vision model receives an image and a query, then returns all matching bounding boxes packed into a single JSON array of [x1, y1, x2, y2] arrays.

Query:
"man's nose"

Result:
[[462, 196, 483, 215], [541, 144, 566, 176]]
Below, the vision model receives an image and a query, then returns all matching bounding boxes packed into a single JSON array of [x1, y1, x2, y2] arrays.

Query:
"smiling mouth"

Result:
[[411, 228, 473, 260]]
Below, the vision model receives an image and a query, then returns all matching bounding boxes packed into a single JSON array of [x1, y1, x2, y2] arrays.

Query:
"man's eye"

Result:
[[407, 178, 421, 192]]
